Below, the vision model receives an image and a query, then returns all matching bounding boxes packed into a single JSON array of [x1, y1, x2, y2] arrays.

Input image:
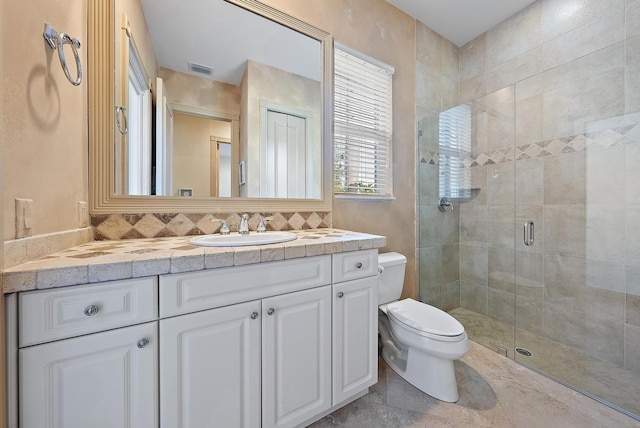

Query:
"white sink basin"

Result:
[[189, 231, 297, 247]]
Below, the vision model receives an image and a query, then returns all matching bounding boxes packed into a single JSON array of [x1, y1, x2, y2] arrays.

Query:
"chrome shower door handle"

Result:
[[524, 220, 534, 246]]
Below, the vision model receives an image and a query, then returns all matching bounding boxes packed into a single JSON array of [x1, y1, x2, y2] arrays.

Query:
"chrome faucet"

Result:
[[211, 218, 230, 235], [256, 216, 273, 233], [239, 213, 250, 235]]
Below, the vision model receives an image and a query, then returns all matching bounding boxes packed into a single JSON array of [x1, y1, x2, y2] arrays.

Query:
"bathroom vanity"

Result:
[[4, 229, 385, 428]]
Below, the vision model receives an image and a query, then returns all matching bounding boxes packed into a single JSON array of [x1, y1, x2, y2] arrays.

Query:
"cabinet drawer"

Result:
[[160, 255, 331, 317], [19, 277, 157, 347], [332, 249, 378, 283]]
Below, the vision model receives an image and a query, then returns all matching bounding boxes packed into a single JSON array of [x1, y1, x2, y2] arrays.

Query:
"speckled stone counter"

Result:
[[2, 229, 386, 293]]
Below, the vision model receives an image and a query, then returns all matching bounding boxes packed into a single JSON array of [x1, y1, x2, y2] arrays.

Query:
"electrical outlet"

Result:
[[78, 201, 89, 228], [15, 198, 34, 238]]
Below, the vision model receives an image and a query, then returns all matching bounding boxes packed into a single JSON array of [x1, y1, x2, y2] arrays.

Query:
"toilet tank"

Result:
[[378, 252, 407, 305]]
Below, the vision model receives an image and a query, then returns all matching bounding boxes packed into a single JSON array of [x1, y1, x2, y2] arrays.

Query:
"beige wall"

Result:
[[2, 0, 88, 240], [2, 0, 420, 297], [172, 113, 231, 197], [159, 67, 241, 116], [261, 0, 418, 298], [0, 0, 6, 423]]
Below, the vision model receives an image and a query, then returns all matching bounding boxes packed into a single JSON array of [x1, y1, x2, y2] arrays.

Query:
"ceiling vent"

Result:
[[188, 61, 214, 76]]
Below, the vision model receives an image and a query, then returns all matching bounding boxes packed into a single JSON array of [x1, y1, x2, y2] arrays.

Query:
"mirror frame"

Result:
[[89, 0, 333, 214]]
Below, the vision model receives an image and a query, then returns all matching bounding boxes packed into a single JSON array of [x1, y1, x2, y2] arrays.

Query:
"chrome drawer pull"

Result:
[[83, 305, 99, 317], [267, 308, 275, 316], [137, 338, 149, 349], [337, 292, 344, 298], [251, 311, 259, 320], [356, 262, 363, 269]]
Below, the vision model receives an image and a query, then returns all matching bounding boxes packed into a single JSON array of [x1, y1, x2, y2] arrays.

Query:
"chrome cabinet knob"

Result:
[[137, 338, 149, 349], [337, 292, 344, 298], [356, 262, 363, 269], [84, 305, 99, 316], [251, 311, 259, 320], [267, 308, 275, 315]]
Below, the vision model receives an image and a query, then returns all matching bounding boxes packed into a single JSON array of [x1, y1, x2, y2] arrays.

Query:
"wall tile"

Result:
[[628, 294, 640, 327], [419, 246, 442, 288], [542, 302, 625, 366], [460, 203, 487, 246], [418, 164, 439, 205], [544, 204, 586, 258], [626, 204, 640, 261], [515, 158, 544, 205], [626, 133, 640, 204], [542, 45, 625, 140], [585, 145, 626, 205], [488, 287, 515, 324], [488, 205, 515, 249], [585, 204, 625, 264], [487, 1, 542, 68], [627, 36, 640, 114], [488, 247, 515, 292], [418, 204, 459, 247], [516, 292, 544, 335], [460, 244, 488, 286], [460, 281, 488, 315], [541, 0, 625, 43], [441, 280, 461, 312], [486, 87, 515, 153], [516, 251, 544, 293], [627, 325, 640, 373], [543, 254, 586, 312], [629, 0, 640, 38], [487, 161, 515, 206], [542, 8, 625, 71], [442, 244, 460, 284], [470, 166, 488, 204], [544, 152, 586, 205], [460, 34, 487, 103]]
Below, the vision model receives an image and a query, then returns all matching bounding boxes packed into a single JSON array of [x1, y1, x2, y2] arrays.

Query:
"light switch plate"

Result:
[[15, 198, 34, 238], [78, 201, 89, 228]]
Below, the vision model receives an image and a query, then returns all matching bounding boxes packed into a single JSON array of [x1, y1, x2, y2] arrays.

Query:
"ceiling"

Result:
[[140, 0, 321, 85], [386, 0, 537, 47]]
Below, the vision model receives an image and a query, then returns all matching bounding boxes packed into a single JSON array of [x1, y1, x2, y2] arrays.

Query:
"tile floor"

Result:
[[311, 341, 640, 427], [450, 308, 640, 417]]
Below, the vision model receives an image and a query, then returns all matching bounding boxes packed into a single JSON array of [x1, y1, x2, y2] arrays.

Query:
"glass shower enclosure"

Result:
[[418, 80, 640, 419]]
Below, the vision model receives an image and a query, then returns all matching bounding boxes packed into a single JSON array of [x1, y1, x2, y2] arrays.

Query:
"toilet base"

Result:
[[381, 342, 461, 402]]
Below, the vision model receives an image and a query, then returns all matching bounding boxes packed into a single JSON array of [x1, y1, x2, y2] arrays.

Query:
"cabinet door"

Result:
[[262, 286, 331, 428], [20, 322, 158, 428], [160, 300, 261, 428], [333, 277, 378, 404]]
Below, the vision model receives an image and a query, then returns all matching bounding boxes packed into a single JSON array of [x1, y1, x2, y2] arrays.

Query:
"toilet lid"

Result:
[[386, 298, 464, 337]]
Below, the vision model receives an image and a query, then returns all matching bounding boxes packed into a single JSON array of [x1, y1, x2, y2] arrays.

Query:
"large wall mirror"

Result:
[[89, 0, 333, 214]]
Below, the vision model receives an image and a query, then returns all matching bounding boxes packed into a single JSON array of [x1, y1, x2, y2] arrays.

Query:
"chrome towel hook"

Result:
[[115, 106, 128, 135], [43, 23, 82, 86]]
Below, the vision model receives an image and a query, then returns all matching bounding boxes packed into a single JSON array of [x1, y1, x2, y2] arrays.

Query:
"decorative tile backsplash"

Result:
[[420, 124, 640, 167], [91, 211, 332, 241]]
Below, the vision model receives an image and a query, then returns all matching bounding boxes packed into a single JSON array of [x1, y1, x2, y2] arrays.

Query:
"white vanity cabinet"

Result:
[[16, 277, 159, 428], [159, 256, 333, 428], [9, 248, 380, 428], [331, 250, 379, 405]]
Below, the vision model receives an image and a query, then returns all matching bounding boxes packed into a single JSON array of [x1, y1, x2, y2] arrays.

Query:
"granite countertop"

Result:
[[2, 229, 386, 294]]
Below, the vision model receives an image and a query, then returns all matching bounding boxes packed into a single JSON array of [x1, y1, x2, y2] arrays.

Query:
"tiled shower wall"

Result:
[[420, 0, 640, 375], [416, 21, 462, 312]]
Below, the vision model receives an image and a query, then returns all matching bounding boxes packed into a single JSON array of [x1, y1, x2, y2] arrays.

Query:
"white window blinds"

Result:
[[438, 104, 472, 199], [334, 43, 394, 196]]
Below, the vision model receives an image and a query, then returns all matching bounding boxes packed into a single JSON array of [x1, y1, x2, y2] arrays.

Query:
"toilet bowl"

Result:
[[378, 252, 469, 402]]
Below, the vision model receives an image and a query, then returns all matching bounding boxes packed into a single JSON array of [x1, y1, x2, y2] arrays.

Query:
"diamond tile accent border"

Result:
[[421, 123, 640, 168], [91, 212, 332, 240]]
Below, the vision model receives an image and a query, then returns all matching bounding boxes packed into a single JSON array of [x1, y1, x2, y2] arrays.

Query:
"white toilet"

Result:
[[377, 252, 470, 402]]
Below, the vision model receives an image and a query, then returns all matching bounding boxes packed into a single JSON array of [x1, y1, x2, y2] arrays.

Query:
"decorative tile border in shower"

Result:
[[90, 211, 332, 241], [419, 123, 640, 167]]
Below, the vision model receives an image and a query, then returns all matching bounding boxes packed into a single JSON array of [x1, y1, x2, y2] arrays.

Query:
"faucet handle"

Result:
[[256, 216, 273, 233], [211, 218, 230, 235]]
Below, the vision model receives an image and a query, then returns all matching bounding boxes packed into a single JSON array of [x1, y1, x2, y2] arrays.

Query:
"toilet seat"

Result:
[[386, 298, 465, 341]]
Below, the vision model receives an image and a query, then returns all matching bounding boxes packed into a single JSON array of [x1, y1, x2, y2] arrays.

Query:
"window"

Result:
[[334, 43, 394, 197], [438, 104, 471, 199]]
